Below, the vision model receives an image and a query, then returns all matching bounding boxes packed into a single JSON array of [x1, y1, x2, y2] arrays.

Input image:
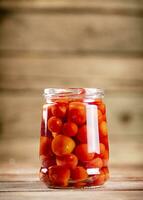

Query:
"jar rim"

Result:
[[44, 88, 104, 99]]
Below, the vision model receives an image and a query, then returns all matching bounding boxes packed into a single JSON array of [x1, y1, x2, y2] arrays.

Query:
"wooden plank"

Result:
[[0, 13, 143, 54], [0, 0, 143, 13], [0, 166, 142, 198], [0, 56, 143, 92], [0, 191, 143, 200], [0, 179, 143, 192]]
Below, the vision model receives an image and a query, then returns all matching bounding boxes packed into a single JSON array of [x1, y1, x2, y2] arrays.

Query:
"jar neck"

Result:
[[44, 88, 104, 103]]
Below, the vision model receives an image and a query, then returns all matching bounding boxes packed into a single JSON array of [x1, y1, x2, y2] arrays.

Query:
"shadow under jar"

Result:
[[39, 88, 109, 188]]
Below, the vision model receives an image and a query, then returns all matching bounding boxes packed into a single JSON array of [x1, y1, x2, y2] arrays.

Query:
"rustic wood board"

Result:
[[0, 0, 143, 12], [0, 165, 142, 200], [0, 179, 143, 192], [0, 191, 142, 200], [0, 11, 143, 54], [0, 56, 143, 92]]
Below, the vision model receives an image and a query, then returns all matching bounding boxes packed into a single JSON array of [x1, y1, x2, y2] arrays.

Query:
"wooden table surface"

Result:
[[0, 164, 143, 200]]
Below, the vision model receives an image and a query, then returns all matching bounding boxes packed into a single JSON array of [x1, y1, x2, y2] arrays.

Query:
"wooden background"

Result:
[[0, 0, 143, 169]]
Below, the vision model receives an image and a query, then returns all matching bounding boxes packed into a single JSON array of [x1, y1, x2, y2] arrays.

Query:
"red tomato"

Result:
[[48, 116, 62, 133], [85, 157, 103, 169], [52, 135, 75, 156], [68, 102, 86, 125], [75, 144, 94, 162], [48, 165, 70, 187], [93, 170, 105, 186], [51, 103, 67, 118], [63, 122, 78, 137], [39, 136, 53, 156], [56, 153, 78, 169], [71, 166, 88, 181]]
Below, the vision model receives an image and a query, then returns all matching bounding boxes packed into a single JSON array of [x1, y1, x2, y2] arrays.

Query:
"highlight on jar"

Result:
[[39, 88, 109, 188]]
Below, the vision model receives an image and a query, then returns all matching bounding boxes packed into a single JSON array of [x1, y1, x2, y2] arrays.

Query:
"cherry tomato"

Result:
[[68, 102, 86, 125], [48, 165, 70, 187], [75, 144, 94, 162], [51, 103, 67, 118], [39, 136, 53, 156], [63, 122, 78, 137], [85, 157, 103, 169], [48, 116, 62, 133], [56, 153, 78, 169], [93, 170, 105, 186], [52, 135, 75, 156], [71, 166, 88, 181]]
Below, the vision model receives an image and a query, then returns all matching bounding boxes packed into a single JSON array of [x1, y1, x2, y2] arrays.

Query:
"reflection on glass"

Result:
[[86, 104, 100, 154]]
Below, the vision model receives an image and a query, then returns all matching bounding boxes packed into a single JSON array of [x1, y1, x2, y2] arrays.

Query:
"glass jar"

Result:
[[39, 88, 109, 188]]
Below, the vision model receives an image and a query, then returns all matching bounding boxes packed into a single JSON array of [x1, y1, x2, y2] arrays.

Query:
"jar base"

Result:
[[41, 176, 107, 189], [40, 166, 109, 189], [45, 182, 105, 189], [47, 185, 102, 189]]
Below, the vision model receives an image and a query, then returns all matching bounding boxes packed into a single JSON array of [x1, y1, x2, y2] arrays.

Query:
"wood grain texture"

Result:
[[0, 179, 143, 192], [0, 0, 143, 13], [0, 12, 143, 54], [0, 56, 143, 92], [0, 166, 142, 199], [0, 191, 142, 200]]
